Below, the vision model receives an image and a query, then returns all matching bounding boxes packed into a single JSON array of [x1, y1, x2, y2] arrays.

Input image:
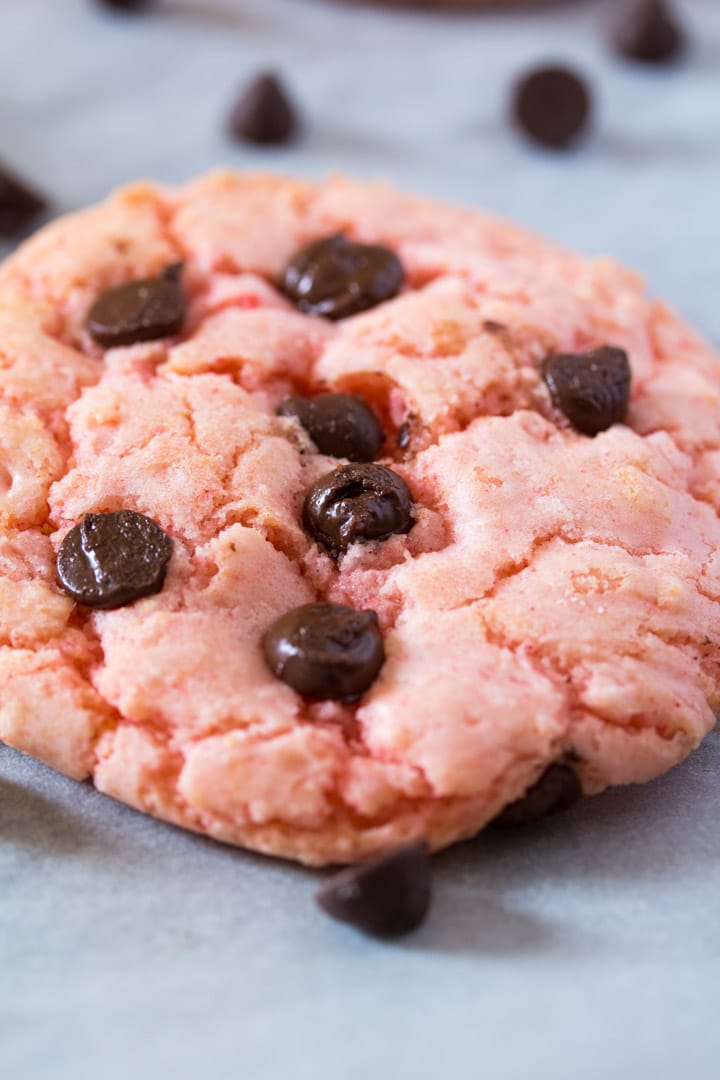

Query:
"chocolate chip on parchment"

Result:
[[541, 345, 631, 436], [282, 235, 404, 320], [86, 263, 185, 348], [95, 0, 152, 11], [0, 163, 47, 238], [278, 393, 384, 462], [613, 1, 685, 64], [263, 602, 385, 702], [303, 463, 413, 555], [228, 72, 298, 145], [491, 764, 582, 829], [316, 842, 432, 938], [513, 65, 591, 149], [57, 510, 172, 609]]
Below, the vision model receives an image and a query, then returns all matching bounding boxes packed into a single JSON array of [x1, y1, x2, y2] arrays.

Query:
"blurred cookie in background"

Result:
[[338, 1, 561, 7]]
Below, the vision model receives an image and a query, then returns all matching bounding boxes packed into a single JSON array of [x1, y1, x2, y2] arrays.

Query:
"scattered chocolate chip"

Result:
[[303, 463, 413, 555], [263, 602, 385, 701], [278, 393, 384, 461], [491, 764, 583, 829], [541, 345, 631, 436], [0, 163, 47, 238], [282, 234, 404, 320], [228, 72, 298, 145], [86, 264, 185, 348], [95, 0, 151, 11], [57, 510, 172, 609], [513, 65, 591, 149], [396, 422, 411, 450], [316, 842, 431, 938], [613, 1, 685, 64]]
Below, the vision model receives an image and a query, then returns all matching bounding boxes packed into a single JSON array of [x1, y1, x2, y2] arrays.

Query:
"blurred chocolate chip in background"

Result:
[[612, 1, 686, 64], [228, 72, 299, 145], [94, 0, 153, 12], [512, 64, 592, 150], [0, 162, 48, 238]]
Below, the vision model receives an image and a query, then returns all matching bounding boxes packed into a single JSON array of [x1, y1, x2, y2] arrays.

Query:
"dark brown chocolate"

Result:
[[228, 73, 298, 145], [513, 65, 591, 149], [282, 235, 404, 320], [0, 163, 47, 238], [278, 393, 384, 461], [492, 764, 582, 829], [613, 1, 685, 64], [316, 842, 432, 938], [541, 345, 631, 436], [263, 602, 385, 702], [303, 463, 413, 555], [86, 264, 185, 348], [95, 0, 151, 11], [57, 510, 172, 609]]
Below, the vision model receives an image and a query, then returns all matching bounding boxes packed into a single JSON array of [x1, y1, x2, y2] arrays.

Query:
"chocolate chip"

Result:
[[278, 393, 384, 462], [86, 264, 185, 348], [541, 345, 631, 436], [94, 0, 151, 10], [228, 72, 298, 145], [396, 422, 411, 450], [491, 764, 582, 829], [263, 602, 385, 701], [613, 1, 685, 64], [482, 320, 507, 335], [513, 65, 591, 149], [303, 463, 413, 555], [57, 510, 172, 609], [316, 842, 431, 937], [0, 163, 47, 238], [282, 235, 404, 320], [95, 0, 151, 10]]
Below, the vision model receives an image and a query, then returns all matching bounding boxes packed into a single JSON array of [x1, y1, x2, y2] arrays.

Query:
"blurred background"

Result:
[[2, 2, 719, 1079], [2, 0, 719, 336]]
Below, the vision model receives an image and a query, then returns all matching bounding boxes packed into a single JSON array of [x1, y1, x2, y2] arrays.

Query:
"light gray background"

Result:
[[1, 1, 719, 1077]]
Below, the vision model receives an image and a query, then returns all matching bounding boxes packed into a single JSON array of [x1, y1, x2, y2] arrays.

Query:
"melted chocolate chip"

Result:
[[86, 264, 185, 348], [316, 842, 432, 938], [282, 235, 404, 320], [0, 163, 47, 238], [229, 72, 298, 145], [613, 1, 685, 64], [263, 602, 385, 702], [513, 66, 591, 149], [303, 463, 413, 555], [278, 393, 383, 461], [541, 345, 631, 436], [491, 764, 582, 829], [57, 510, 172, 609]]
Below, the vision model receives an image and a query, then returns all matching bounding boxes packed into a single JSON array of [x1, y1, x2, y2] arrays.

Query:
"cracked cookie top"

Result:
[[0, 171, 718, 865]]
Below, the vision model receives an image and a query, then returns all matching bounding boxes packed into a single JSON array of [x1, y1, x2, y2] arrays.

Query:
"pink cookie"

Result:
[[1, 171, 718, 866]]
